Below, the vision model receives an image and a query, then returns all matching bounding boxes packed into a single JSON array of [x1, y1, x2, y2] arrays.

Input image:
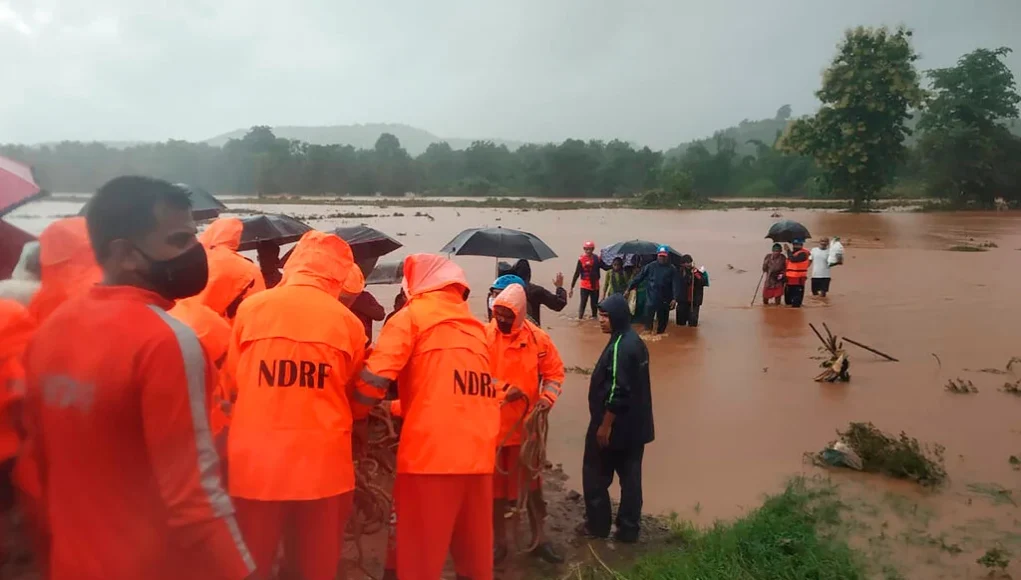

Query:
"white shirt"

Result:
[[810, 247, 831, 278]]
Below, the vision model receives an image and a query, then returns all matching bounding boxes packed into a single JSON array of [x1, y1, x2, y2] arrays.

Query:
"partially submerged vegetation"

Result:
[[944, 378, 978, 394], [812, 423, 947, 487]]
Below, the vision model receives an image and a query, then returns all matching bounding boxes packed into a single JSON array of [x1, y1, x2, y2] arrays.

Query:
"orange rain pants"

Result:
[[236, 492, 354, 580], [395, 474, 493, 580]]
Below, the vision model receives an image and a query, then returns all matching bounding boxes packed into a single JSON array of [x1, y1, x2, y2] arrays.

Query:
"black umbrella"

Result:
[[237, 214, 313, 251], [77, 182, 228, 221], [366, 260, 403, 286], [601, 239, 683, 267], [333, 226, 403, 262], [281, 225, 403, 264], [765, 220, 811, 243], [439, 227, 557, 261]]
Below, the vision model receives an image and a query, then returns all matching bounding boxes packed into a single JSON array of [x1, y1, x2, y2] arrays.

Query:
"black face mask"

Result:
[[136, 243, 209, 300], [496, 319, 514, 334]]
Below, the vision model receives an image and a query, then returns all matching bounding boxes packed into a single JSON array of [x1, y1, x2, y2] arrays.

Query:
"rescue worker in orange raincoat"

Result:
[[0, 299, 34, 564], [225, 230, 366, 580], [784, 239, 810, 308], [197, 217, 265, 319], [487, 281, 566, 564], [15, 216, 103, 574], [353, 253, 500, 580], [22, 176, 255, 580]]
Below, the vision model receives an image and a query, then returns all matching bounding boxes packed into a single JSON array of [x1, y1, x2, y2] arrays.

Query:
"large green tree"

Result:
[[917, 48, 1021, 206], [781, 26, 925, 209]]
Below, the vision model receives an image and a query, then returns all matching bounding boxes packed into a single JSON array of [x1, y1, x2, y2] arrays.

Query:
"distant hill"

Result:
[[665, 106, 793, 159], [204, 123, 526, 156]]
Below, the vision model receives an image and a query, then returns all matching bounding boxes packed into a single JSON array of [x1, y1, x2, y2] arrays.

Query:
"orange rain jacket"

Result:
[[487, 284, 566, 446], [354, 254, 499, 475], [27, 217, 101, 323], [226, 231, 366, 501], [22, 285, 254, 580], [0, 300, 34, 463], [196, 218, 265, 318], [170, 299, 233, 443]]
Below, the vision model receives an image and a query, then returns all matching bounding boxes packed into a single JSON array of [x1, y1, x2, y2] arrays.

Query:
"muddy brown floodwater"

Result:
[[8, 201, 1021, 578]]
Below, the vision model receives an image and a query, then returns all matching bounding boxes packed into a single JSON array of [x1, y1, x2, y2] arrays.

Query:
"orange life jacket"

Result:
[[226, 231, 366, 500], [487, 284, 565, 446], [785, 248, 810, 285], [355, 253, 499, 475], [579, 254, 598, 291]]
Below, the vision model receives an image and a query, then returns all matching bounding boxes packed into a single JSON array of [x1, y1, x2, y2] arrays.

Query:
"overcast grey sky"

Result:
[[2, 0, 1019, 149]]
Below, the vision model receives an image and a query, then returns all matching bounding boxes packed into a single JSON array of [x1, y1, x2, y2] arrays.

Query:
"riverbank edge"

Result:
[[561, 475, 876, 580], [49, 193, 986, 212]]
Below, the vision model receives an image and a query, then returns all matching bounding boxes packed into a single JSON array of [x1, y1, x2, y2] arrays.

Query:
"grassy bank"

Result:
[[571, 477, 869, 580]]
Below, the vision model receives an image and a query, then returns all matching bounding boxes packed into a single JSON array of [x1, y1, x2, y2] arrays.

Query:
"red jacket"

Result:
[[23, 285, 254, 580]]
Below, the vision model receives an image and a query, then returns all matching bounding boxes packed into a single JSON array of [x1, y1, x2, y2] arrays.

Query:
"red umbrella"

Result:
[[0, 220, 36, 279], [0, 155, 43, 216]]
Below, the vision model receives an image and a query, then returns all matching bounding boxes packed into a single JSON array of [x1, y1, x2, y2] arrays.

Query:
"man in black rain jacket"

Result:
[[626, 246, 679, 334], [581, 294, 655, 543], [497, 259, 567, 325]]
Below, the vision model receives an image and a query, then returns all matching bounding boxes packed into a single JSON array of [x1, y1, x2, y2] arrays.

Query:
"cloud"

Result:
[[0, 0, 1018, 148]]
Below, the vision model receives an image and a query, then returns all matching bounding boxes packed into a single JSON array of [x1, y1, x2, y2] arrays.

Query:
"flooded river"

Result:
[[9, 200, 1021, 576]]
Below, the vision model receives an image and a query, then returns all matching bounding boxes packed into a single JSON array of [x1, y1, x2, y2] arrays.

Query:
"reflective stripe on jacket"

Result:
[[354, 254, 499, 475], [226, 231, 366, 501]]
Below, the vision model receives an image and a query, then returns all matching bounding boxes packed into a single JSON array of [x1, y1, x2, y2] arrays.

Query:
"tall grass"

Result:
[[623, 478, 868, 580]]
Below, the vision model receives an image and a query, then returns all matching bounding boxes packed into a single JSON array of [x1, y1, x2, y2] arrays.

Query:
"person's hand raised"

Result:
[[553, 272, 564, 288]]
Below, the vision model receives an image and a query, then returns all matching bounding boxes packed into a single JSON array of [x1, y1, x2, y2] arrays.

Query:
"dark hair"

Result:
[[681, 254, 693, 263], [772, 243, 782, 251], [86, 176, 192, 261]]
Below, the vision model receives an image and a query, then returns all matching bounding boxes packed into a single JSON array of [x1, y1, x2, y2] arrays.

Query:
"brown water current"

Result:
[[9, 201, 1021, 576]]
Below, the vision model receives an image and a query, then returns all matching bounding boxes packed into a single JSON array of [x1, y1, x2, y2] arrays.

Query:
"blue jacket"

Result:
[[627, 261, 680, 305]]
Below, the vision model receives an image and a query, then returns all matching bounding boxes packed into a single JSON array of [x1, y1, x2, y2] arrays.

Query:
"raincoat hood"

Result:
[[401, 253, 469, 298], [512, 259, 532, 283], [342, 265, 365, 297], [29, 217, 101, 322], [280, 230, 353, 298], [599, 294, 631, 335], [196, 247, 258, 317], [199, 218, 243, 251], [492, 283, 527, 331]]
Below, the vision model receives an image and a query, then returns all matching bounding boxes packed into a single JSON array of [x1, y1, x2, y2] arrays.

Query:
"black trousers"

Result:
[[676, 302, 700, 327], [582, 431, 645, 541], [643, 301, 669, 334], [578, 288, 598, 319], [784, 284, 805, 307]]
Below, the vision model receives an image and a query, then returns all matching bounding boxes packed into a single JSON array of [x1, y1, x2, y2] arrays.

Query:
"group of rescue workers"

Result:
[[0, 176, 656, 580]]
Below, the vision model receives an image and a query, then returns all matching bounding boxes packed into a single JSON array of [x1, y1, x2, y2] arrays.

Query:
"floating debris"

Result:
[[413, 211, 436, 221], [809, 323, 850, 382], [565, 366, 593, 376], [944, 378, 978, 394]]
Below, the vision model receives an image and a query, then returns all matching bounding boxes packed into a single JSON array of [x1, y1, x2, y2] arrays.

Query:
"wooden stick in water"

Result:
[[808, 323, 833, 354], [842, 336, 899, 362]]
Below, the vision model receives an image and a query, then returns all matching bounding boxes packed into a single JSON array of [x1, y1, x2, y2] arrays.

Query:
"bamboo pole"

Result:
[[808, 323, 833, 354], [842, 336, 899, 362], [750, 271, 765, 307]]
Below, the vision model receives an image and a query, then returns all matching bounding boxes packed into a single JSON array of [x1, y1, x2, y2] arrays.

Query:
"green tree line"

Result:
[[2, 27, 1019, 208]]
